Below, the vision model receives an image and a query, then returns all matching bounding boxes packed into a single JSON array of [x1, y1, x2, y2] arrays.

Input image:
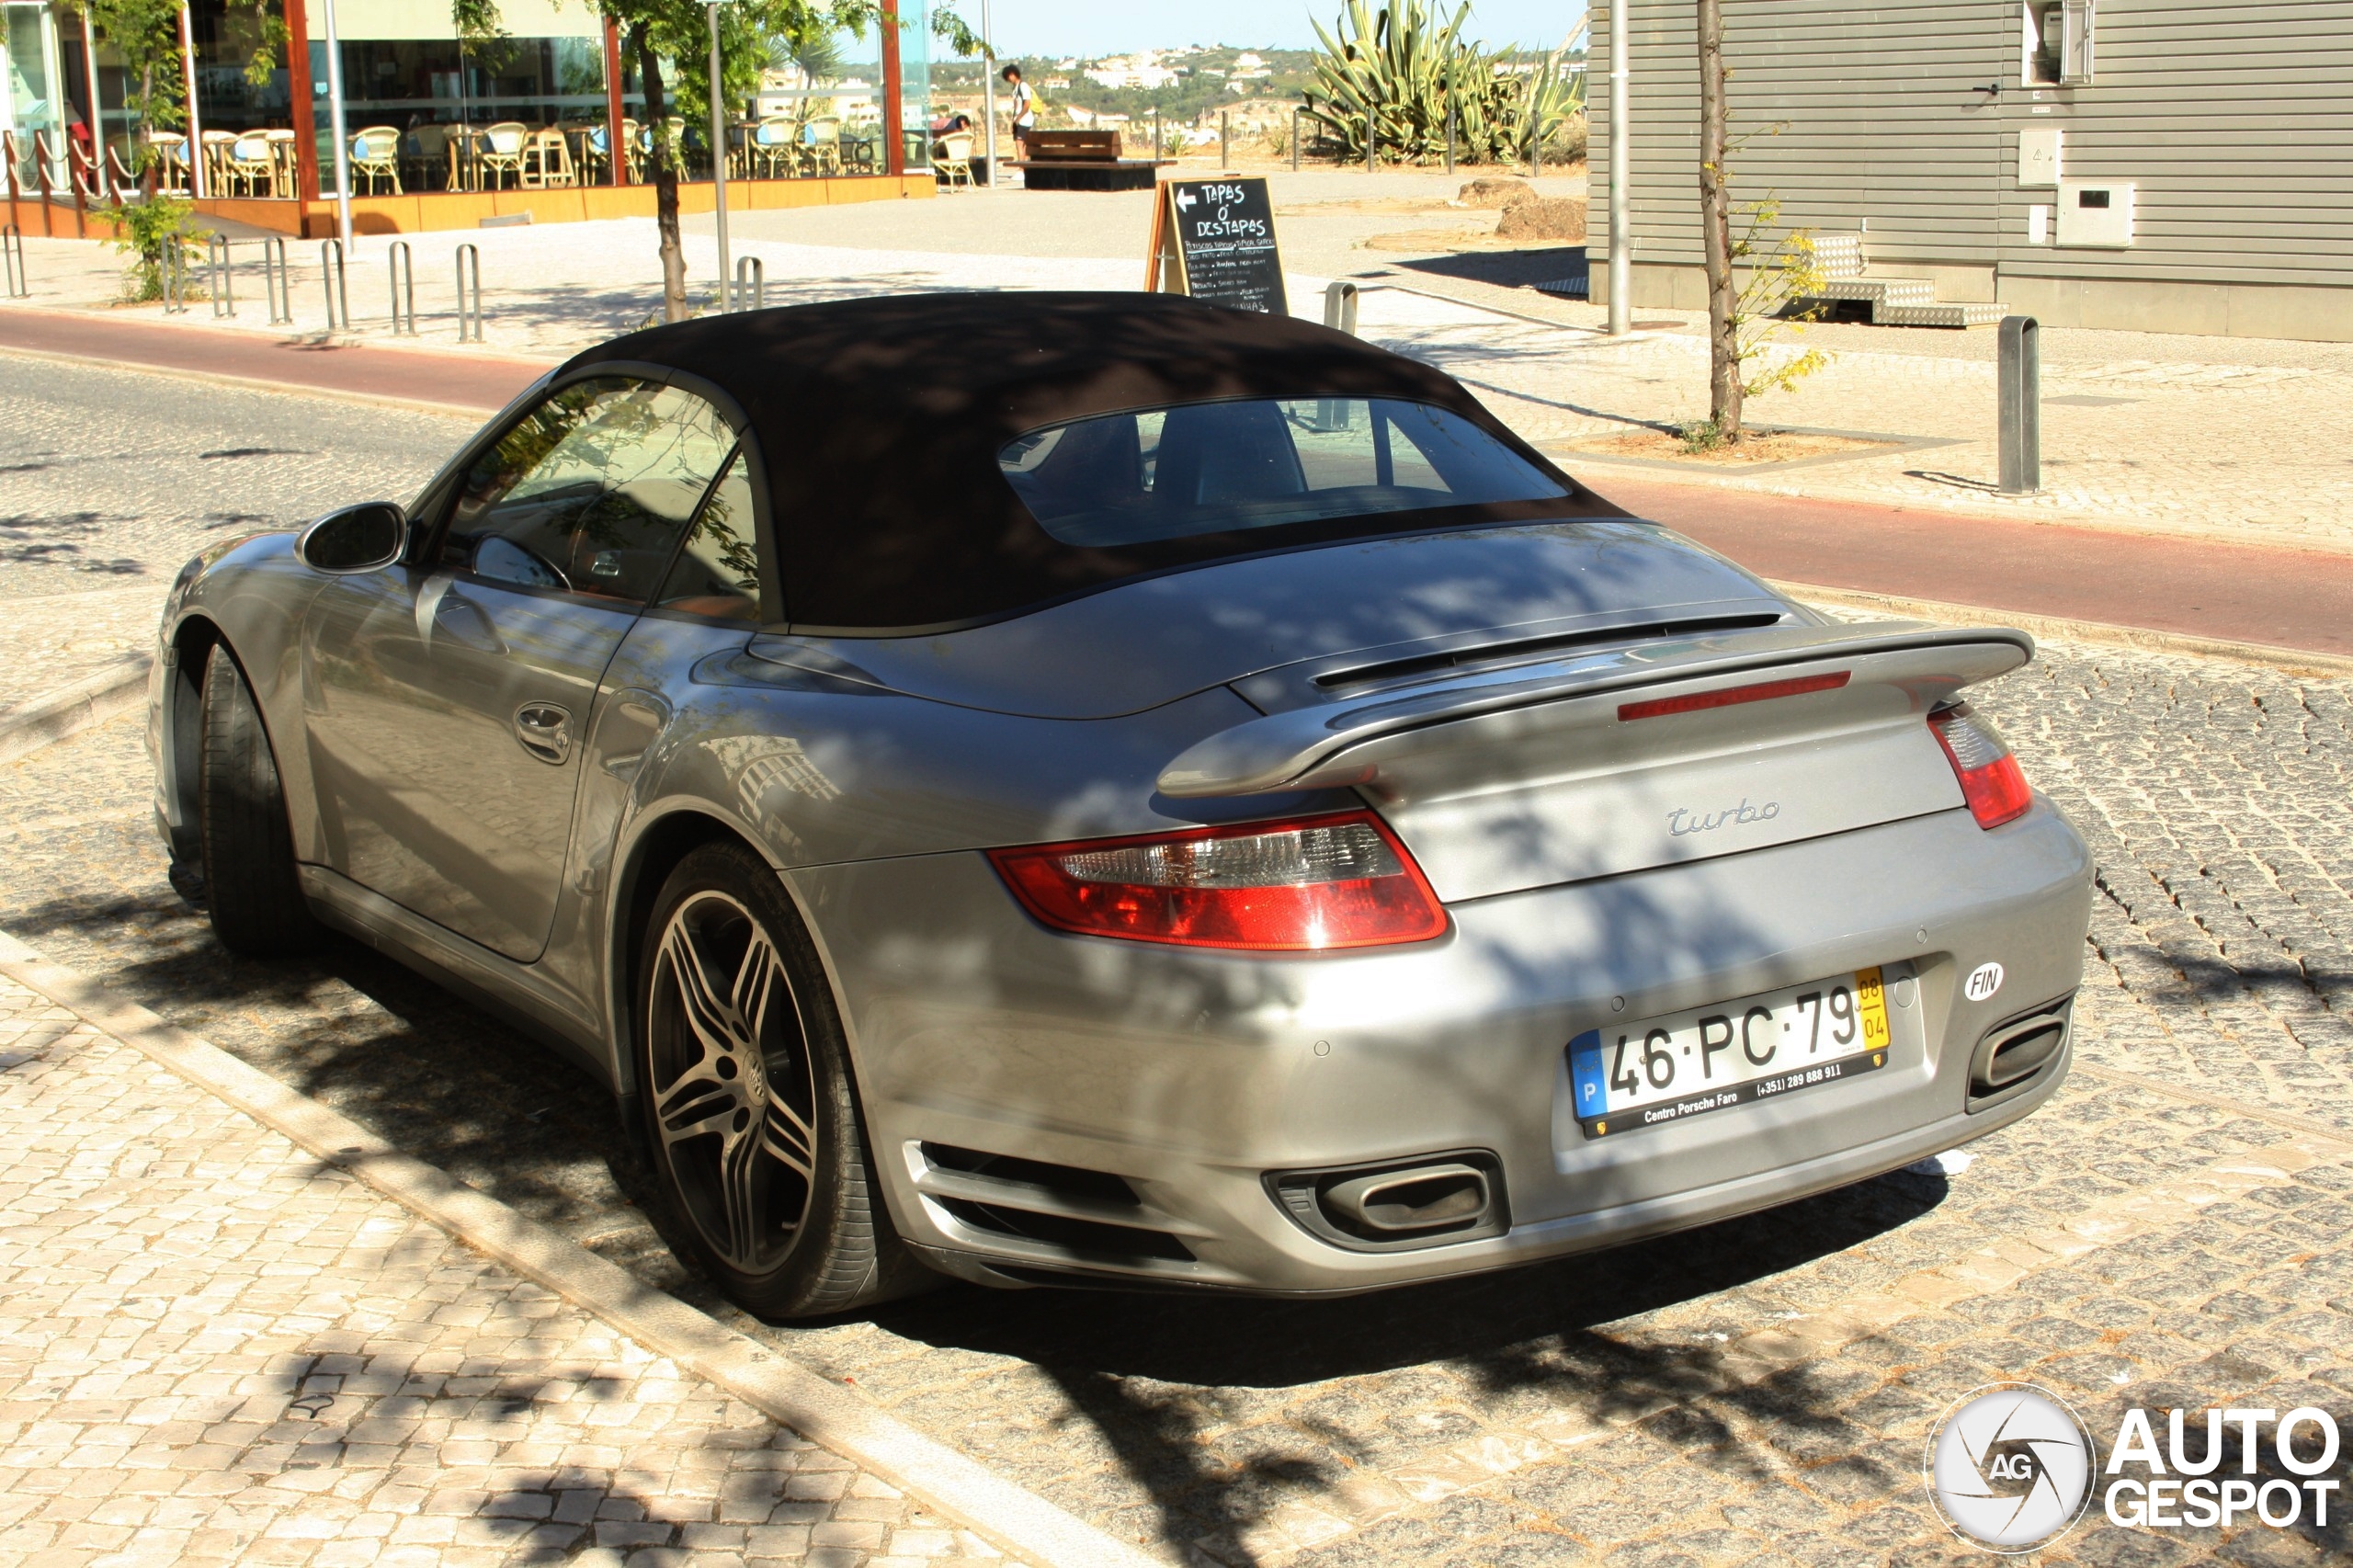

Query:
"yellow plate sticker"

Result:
[[1856, 965, 1892, 1055]]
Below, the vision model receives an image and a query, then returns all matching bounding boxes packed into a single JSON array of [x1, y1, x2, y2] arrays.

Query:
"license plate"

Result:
[[1568, 968, 1893, 1140]]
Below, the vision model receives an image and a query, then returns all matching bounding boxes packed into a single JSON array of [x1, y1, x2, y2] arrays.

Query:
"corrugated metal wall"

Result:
[[1590, 0, 2353, 291]]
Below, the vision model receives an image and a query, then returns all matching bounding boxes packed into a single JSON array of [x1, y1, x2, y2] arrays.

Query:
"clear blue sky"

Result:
[[973, 3, 1586, 59]]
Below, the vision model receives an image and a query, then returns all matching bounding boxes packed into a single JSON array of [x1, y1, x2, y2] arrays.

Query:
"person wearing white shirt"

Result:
[[1002, 64, 1037, 159]]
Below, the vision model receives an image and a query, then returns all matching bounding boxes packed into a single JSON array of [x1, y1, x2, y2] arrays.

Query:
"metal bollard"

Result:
[[388, 240, 416, 335], [1, 224, 24, 299], [1445, 95, 1456, 176], [263, 236, 291, 325], [320, 238, 349, 332], [161, 233, 186, 312], [1323, 278, 1359, 335], [207, 231, 234, 318], [1220, 110, 1229, 169], [734, 254, 763, 313], [1290, 108, 1301, 173], [455, 244, 483, 342], [1365, 93, 1377, 174], [1998, 314, 2040, 494]]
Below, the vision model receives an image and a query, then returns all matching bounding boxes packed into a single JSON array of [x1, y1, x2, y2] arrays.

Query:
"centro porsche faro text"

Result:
[[2103, 1406, 2342, 1529]]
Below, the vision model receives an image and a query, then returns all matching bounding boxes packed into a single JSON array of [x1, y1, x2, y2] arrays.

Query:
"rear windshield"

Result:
[[997, 397, 1566, 547]]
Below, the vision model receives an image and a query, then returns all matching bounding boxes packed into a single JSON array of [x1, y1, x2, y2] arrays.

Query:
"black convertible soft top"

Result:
[[566, 290, 1627, 632]]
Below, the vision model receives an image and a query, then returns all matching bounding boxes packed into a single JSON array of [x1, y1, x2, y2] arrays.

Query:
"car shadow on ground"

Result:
[[865, 1171, 1949, 1563]]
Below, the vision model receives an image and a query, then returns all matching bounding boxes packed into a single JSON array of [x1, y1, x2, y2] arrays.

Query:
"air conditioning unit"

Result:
[[2056, 181, 2132, 247]]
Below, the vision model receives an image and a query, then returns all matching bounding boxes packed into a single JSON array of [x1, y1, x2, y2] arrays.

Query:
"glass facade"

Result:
[[1, 3, 65, 187], [153, 0, 928, 199]]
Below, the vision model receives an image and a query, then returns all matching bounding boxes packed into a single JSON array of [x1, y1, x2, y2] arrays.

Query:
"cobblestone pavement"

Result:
[[3, 364, 2350, 1566], [0, 971, 1013, 1568]]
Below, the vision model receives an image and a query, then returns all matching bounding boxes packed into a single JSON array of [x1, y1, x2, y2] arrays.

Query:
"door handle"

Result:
[[513, 702, 573, 765]]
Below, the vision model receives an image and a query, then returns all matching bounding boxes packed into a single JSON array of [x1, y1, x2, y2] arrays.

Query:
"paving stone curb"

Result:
[[0, 926, 1161, 1568], [0, 651, 153, 765], [0, 343, 502, 420], [1778, 580, 2353, 677]]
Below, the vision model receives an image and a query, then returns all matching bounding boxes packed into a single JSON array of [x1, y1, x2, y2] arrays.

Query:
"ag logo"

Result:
[[1925, 1383, 2095, 1551], [1965, 961, 2005, 1002]]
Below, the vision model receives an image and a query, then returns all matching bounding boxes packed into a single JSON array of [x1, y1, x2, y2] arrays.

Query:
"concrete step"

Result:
[[1878, 300, 2008, 328]]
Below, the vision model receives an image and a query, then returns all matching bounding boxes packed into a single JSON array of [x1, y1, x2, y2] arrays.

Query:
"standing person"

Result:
[[1002, 63, 1037, 160]]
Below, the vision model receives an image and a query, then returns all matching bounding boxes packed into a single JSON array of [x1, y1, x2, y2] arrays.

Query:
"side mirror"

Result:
[[298, 502, 408, 574]]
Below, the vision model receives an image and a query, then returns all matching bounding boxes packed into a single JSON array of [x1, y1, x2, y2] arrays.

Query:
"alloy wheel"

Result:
[[646, 890, 819, 1273]]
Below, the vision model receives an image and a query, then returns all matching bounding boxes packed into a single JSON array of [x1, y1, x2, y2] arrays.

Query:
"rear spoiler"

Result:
[[1158, 619, 2032, 798]]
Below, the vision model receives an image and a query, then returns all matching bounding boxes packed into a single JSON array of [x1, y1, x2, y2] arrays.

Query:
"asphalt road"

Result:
[[3, 360, 2349, 1566]]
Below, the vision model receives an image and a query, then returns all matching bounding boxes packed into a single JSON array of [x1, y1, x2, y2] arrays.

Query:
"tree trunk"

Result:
[[633, 23, 688, 323], [141, 65, 158, 199], [1697, 0, 1740, 440]]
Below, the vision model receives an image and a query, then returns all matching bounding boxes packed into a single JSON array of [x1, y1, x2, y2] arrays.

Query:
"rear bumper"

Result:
[[794, 798, 2093, 1295]]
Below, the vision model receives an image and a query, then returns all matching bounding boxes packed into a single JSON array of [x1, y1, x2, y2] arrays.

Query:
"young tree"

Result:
[[458, 1, 980, 324], [1696, 0, 1740, 439]]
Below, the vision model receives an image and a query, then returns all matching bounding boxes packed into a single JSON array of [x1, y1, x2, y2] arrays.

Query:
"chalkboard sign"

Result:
[[1146, 177, 1289, 316]]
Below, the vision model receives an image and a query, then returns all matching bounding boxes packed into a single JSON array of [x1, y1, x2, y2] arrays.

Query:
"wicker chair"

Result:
[[350, 125, 403, 194], [799, 116, 842, 177], [934, 131, 975, 190], [225, 131, 278, 197], [478, 122, 529, 190], [748, 118, 798, 179]]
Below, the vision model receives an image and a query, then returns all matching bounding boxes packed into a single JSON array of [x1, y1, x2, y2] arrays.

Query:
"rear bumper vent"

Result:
[[1267, 1150, 1508, 1253], [1967, 996, 2075, 1108], [915, 1143, 1197, 1266]]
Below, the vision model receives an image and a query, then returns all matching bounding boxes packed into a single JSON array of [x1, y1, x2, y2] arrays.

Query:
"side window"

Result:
[[443, 377, 736, 604], [654, 449, 763, 622]]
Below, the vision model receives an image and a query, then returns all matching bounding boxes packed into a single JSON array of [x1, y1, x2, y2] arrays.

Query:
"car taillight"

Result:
[[1930, 703, 2032, 829], [988, 811, 1448, 951]]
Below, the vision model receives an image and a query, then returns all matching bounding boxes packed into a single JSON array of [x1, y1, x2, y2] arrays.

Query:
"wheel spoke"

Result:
[[720, 1123, 764, 1264], [733, 932, 783, 1041], [758, 1098, 817, 1185], [662, 922, 740, 1062], [654, 1067, 741, 1145]]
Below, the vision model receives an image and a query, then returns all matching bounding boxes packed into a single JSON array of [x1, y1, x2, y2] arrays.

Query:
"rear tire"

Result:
[[636, 841, 932, 1318], [198, 645, 321, 957]]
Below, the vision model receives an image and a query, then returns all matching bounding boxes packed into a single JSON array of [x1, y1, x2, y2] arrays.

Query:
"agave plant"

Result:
[[1303, 2, 1586, 165]]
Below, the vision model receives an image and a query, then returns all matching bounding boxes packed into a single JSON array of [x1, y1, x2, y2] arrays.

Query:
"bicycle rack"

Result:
[[388, 241, 416, 335], [320, 238, 349, 331], [2, 224, 24, 300], [1323, 279, 1359, 335], [455, 244, 483, 342], [206, 231, 233, 317], [734, 254, 763, 313], [161, 233, 187, 312], [262, 236, 291, 325]]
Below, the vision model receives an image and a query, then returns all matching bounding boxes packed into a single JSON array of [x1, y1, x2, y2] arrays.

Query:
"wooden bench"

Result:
[[1012, 129, 1174, 191]]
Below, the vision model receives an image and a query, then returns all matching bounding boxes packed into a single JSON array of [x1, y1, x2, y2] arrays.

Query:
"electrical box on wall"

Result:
[[2018, 128, 2062, 187], [2057, 181, 2133, 246]]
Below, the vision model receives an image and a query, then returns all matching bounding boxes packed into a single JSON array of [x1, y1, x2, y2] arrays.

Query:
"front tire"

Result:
[[637, 841, 927, 1318], [198, 645, 321, 957]]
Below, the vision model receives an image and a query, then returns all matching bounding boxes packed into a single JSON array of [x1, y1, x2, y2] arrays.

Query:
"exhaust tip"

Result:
[[1267, 1151, 1508, 1253], [1968, 999, 2073, 1105], [1324, 1164, 1491, 1233]]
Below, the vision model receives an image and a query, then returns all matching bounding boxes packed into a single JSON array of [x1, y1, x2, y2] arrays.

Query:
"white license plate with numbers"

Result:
[[1567, 968, 1894, 1140]]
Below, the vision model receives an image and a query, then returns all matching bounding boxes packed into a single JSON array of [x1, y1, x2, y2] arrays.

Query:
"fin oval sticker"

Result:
[[1964, 962, 2006, 1002]]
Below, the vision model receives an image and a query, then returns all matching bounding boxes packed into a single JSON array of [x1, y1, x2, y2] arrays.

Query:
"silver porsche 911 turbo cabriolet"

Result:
[[149, 292, 2091, 1317]]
